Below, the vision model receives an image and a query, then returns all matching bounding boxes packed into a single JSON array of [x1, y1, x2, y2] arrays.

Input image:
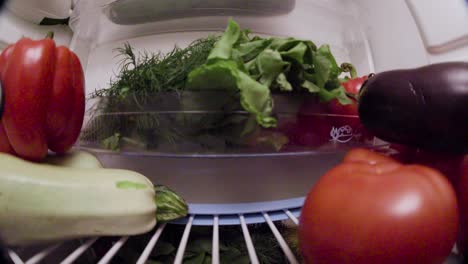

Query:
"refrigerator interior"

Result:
[[0, 0, 467, 263]]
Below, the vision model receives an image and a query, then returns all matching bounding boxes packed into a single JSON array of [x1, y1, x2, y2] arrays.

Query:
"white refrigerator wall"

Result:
[[354, 0, 468, 71], [0, 0, 466, 94], [0, 9, 72, 51], [69, 0, 468, 98], [78, 0, 367, 97], [353, 0, 429, 71]]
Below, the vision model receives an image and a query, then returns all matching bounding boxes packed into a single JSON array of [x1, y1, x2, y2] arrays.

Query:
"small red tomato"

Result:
[[343, 147, 398, 165], [299, 148, 459, 264]]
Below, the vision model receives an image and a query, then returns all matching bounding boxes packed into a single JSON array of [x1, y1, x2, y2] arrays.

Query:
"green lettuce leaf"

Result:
[[187, 59, 275, 127], [237, 38, 272, 62], [301, 80, 321, 93], [313, 44, 343, 88], [208, 18, 241, 60], [280, 42, 308, 64], [236, 70, 276, 127], [187, 18, 354, 128], [256, 49, 290, 87], [275, 73, 292, 91], [188, 59, 238, 91], [318, 86, 352, 104]]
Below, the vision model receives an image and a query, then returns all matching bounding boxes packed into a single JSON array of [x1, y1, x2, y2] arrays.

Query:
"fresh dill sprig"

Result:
[[91, 35, 220, 99], [82, 35, 221, 151]]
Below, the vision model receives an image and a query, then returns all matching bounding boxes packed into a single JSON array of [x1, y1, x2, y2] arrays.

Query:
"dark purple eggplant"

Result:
[[358, 62, 468, 153], [0, 238, 13, 264]]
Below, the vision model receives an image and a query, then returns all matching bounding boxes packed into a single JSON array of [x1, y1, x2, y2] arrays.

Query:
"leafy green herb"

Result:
[[187, 20, 275, 128], [83, 18, 354, 152], [92, 36, 219, 98], [187, 18, 351, 128], [101, 133, 121, 151], [82, 36, 219, 152]]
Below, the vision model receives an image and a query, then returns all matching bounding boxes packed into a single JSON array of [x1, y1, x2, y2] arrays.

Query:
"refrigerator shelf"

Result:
[[6, 208, 463, 264], [7, 209, 302, 264]]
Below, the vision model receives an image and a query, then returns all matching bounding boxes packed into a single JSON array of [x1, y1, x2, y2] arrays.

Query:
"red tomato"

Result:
[[457, 156, 468, 257], [343, 147, 398, 165], [299, 148, 459, 264], [390, 144, 465, 187]]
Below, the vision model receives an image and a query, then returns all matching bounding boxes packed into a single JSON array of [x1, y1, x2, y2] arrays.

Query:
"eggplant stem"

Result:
[[345, 92, 359, 102]]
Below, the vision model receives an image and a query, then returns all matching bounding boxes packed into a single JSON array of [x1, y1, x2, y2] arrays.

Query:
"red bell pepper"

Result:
[[0, 45, 15, 155], [288, 64, 373, 148], [327, 63, 369, 116], [0, 33, 85, 161], [458, 156, 468, 257]]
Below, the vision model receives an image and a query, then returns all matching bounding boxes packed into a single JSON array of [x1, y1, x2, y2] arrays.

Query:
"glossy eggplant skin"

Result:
[[358, 62, 468, 154], [0, 238, 13, 264]]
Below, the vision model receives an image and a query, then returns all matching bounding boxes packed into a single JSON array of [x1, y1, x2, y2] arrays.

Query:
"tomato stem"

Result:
[[45, 31, 55, 39]]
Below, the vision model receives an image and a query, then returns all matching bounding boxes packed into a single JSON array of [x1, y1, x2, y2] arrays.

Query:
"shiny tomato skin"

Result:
[[299, 149, 459, 264], [343, 147, 399, 165]]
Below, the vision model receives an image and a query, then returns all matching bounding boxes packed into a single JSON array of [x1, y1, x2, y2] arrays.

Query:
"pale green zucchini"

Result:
[[0, 153, 157, 246], [43, 150, 103, 169]]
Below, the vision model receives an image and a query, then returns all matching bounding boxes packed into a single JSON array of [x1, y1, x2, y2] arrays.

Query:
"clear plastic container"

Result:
[[79, 92, 385, 209], [71, 0, 387, 213]]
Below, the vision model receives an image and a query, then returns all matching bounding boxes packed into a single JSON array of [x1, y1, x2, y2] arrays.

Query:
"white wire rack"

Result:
[[7, 209, 303, 264], [7, 208, 464, 264]]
